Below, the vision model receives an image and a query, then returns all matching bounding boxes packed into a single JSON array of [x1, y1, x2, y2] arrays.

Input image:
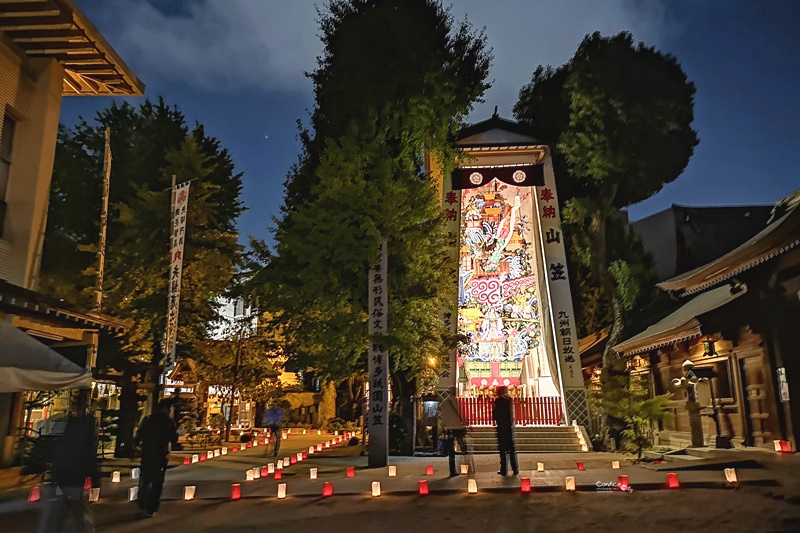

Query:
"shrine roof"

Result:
[[455, 113, 543, 148]]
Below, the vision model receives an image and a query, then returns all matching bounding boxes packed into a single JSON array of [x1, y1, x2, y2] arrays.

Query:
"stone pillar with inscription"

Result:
[[368, 242, 389, 467], [535, 150, 590, 427]]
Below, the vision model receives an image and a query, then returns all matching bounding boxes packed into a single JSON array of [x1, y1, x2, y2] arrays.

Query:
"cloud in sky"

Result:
[[100, 0, 675, 113]]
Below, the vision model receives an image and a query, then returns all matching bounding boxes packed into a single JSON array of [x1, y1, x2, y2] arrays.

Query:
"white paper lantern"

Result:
[[277, 460, 284, 469], [253, 467, 261, 479], [537, 462, 545, 472], [277, 483, 287, 499], [183, 485, 196, 500], [317, 430, 322, 435], [724, 468, 738, 483], [296, 452, 303, 461], [216, 448, 222, 457], [111, 471, 120, 483], [252, 440, 258, 447], [565, 476, 576, 491], [460, 464, 469, 475], [221, 447, 228, 455], [612, 461, 620, 469], [131, 467, 140, 480], [309, 446, 315, 454], [371, 481, 381, 497], [310, 468, 318, 480], [88, 488, 100, 502], [192, 454, 199, 464], [468, 479, 477, 494], [246, 469, 255, 481], [303, 429, 307, 435], [268, 463, 275, 474], [128, 487, 138, 502], [388, 465, 397, 477]]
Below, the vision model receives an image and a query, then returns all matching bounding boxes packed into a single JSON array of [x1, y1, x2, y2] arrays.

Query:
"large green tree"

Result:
[[253, 0, 490, 404], [41, 99, 244, 455]]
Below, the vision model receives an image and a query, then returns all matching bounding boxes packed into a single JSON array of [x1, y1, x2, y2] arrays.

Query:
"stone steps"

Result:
[[463, 426, 584, 452]]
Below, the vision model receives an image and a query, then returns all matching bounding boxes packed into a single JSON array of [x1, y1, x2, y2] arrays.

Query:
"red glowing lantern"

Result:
[[183, 457, 190, 465], [274, 470, 282, 480], [200, 452, 207, 461], [576, 462, 585, 471], [302, 451, 308, 460], [618, 475, 629, 491], [425, 465, 434, 476], [666, 472, 679, 489], [231, 483, 241, 500], [346, 466, 355, 478], [246, 442, 252, 449], [290, 456, 297, 464], [232, 446, 239, 453], [418, 480, 429, 495], [28, 486, 41, 502], [520, 477, 531, 493], [261, 466, 269, 477], [322, 482, 334, 497], [83, 477, 92, 491]]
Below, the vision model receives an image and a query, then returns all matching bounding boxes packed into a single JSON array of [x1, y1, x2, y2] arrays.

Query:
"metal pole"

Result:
[[153, 175, 176, 412]]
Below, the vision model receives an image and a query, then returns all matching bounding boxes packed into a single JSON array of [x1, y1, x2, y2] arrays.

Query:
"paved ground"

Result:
[[3, 433, 799, 532]]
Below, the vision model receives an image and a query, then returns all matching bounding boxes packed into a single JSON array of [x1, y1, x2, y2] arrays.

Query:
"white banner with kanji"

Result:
[[163, 182, 190, 366]]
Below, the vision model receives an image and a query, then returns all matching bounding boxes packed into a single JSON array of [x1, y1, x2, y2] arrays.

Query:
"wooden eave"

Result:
[[0, 0, 144, 96]]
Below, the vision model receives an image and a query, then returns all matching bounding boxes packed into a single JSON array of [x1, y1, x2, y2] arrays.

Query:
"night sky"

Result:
[[62, 0, 800, 245]]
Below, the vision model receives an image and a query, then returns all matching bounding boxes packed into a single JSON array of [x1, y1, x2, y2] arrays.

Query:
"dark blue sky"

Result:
[[62, 1, 800, 245]]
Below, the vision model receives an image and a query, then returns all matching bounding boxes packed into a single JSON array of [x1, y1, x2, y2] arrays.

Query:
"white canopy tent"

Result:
[[0, 320, 92, 392]]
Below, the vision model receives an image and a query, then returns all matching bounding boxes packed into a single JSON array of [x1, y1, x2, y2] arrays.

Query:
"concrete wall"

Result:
[[0, 39, 63, 289]]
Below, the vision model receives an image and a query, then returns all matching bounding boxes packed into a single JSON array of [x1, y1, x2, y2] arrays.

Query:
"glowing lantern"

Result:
[[183, 457, 190, 465], [252, 440, 258, 447], [418, 480, 429, 495], [565, 476, 576, 491], [618, 475, 629, 491], [83, 477, 92, 491], [222, 447, 228, 455], [468, 479, 478, 494], [372, 481, 381, 497], [183, 486, 196, 500], [576, 462, 585, 471], [192, 454, 199, 464], [216, 448, 222, 456], [667, 472, 680, 488], [335, 431, 339, 436], [302, 451, 308, 460], [309, 446, 315, 454], [520, 477, 531, 493], [774, 440, 792, 453], [297, 451, 303, 461], [28, 486, 41, 502], [268, 463, 275, 474], [88, 488, 100, 502], [425, 465, 434, 476], [318, 430, 322, 435], [253, 467, 261, 479], [303, 429, 307, 435], [290, 456, 297, 465], [322, 482, 334, 497], [277, 460, 283, 469], [277, 483, 287, 499], [231, 484, 241, 500], [537, 462, 545, 472], [111, 471, 121, 483], [346, 466, 355, 478], [388, 466, 397, 477], [724, 468, 737, 483], [274, 470, 283, 480], [246, 469, 255, 481], [460, 464, 469, 475], [325, 441, 331, 448], [232, 446, 239, 453], [310, 468, 318, 480], [200, 452, 207, 461], [261, 466, 269, 478], [131, 467, 140, 480], [285, 456, 291, 466], [246, 442, 252, 449], [316, 444, 323, 452], [128, 487, 138, 502], [612, 461, 620, 469]]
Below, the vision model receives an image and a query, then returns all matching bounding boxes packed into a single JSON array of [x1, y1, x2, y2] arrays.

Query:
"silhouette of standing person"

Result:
[[440, 391, 469, 477], [134, 399, 177, 517], [492, 386, 518, 476], [262, 405, 284, 457]]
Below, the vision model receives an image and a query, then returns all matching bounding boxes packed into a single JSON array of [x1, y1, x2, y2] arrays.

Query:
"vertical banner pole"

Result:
[[368, 241, 389, 468], [162, 177, 189, 389]]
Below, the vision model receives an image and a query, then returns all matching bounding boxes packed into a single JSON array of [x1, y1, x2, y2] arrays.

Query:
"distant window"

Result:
[[0, 115, 15, 237]]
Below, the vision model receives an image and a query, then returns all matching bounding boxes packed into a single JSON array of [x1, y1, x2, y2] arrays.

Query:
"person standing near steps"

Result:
[[492, 386, 519, 476], [134, 399, 178, 517]]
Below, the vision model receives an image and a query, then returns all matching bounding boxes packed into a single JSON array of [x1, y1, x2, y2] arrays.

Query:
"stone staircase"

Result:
[[466, 426, 585, 453]]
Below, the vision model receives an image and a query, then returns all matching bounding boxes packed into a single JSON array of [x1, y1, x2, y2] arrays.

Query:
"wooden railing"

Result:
[[457, 397, 563, 426]]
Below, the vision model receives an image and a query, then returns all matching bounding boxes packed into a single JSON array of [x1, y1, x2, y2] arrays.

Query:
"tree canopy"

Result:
[[252, 0, 491, 394]]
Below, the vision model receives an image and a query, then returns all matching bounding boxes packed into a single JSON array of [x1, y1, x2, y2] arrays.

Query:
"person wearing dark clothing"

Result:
[[42, 409, 99, 533], [492, 386, 518, 476], [440, 393, 469, 477], [134, 400, 177, 517], [262, 407, 284, 457]]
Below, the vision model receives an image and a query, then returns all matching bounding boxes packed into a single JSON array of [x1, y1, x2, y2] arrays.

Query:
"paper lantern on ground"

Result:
[[216, 448, 222, 456], [184, 485, 196, 500], [724, 468, 737, 483], [302, 451, 308, 460], [576, 462, 585, 471], [128, 487, 138, 502], [468, 479, 478, 494], [285, 457, 291, 466], [774, 440, 792, 453], [246, 442, 252, 449], [520, 477, 531, 493], [111, 471, 121, 483], [325, 441, 331, 448], [246, 469, 255, 481], [460, 464, 469, 475], [274, 469, 282, 480], [28, 486, 41, 502], [309, 446, 315, 454], [222, 447, 228, 455], [618, 475, 629, 491], [612, 461, 620, 469], [261, 466, 269, 478], [346, 466, 355, 478], [277, 459, 283, 469], [252, 440, 258, 447], [297, 451, 303, 461], [303, 429, 307, 435], [316, 444, 323, 452], [372, 481, 381, 497], [277, 483, 286, 499], [83, 477, 92, 491], [290, 456, 297, 465], [89, 488, 100, 502], [425, 465, 434, 476], [131, 467, 140, 480], [666, 472, 680, 488], [537, 462, 545, 472], [310, 468, 318, 480], [192, 454, 199, 464], [335, 431, 339, 436], [322, 482, 334, 497], [268, 463, 275, 474], [253, 467, 261, 479], [200, 452, 207, 461], [565, 476, 576, 491], [231, 483, 241, 500], [318, 430, 322, 435], [232, 446, 239, 453], [418, 480, 429, 495], [388, 465, 397, 477], [183, 457, 190, 465]]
